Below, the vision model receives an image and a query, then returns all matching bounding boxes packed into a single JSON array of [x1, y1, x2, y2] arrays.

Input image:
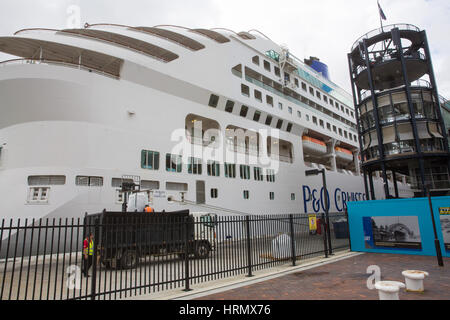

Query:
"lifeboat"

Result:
[[335, 147, 354, 163], [302, 136, 327, 156]]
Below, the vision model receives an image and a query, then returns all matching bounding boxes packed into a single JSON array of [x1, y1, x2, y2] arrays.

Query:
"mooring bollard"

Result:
[[402, 270, 429, 293], [374, 281, 405, 300]]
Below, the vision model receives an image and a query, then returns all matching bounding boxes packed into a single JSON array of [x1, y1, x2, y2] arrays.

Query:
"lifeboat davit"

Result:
[[335, 147, 353, 163], [302, 136, 327, 156]]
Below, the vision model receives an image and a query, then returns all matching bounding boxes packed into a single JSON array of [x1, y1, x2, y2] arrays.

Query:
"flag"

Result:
[[378, 1, 387, 20]]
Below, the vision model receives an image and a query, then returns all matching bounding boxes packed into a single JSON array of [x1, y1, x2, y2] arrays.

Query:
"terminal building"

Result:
[[348, 24, 450, 198]]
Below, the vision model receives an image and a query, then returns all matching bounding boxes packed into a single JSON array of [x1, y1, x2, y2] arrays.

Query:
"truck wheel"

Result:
[[194, 242, 210, 259], [121, 249, 139, 269]]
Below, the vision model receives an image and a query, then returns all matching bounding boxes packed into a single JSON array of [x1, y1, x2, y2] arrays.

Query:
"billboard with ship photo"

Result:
[[439, 207, 450, 252], [363, 216, 422, 250]]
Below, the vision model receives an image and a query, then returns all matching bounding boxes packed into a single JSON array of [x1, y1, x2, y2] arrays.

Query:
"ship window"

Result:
[[295, 78, 299, 88], [274, 66, 280, 77], [264, 60, 271, 72], [344, 131, 348, 139], [319, 119, 324, 128], [240, 165, 251, 180], [266, 95, 274, 107], [268, 137, 293, 163], [278, 102, 283, 110], [323, 96, 328, 103], [254, 167, 264, 181], [166, 182, 188, 191], [312, 116, 317, 125], [188, 157, 202, 175], [211, 188, 218, 199], [141, 180, 160, 190], [166, 154, 182, 173], [306, 114, 310, 121], [28, 187, 50, 203], [339, 128, 343, 136], [225, 100, 235, 113], [241, 84, 250, 97], [240, 105, 249, 117], [265, 115, 273, 126], [208, 94, 219, 108], [297, 111, 301, 118], [252, 56, 260, 65], [141, 150, 160, 170], [232, 64, 242, 77], [333, 125, 337, 133], [224, 163, 236, 178], [330, 98, 334, 106], [276, 119, 283, 129], [309, 87, 314, 95], [327, 122, 331, 131], [207, 160, 220, 177], [253, 111, 261, 122], [243, 190, 250, 199], [254, 90, 262, 102], [76, 176, 103, 187], [111, 178, 134, 188], [291, 193, 296, 201], [266, 169, 276, 182], [286, 123, 293, 133], [316, 91, 321, 99], [269, 192, 275, 200], [28, 175, 66, 186], [302, 82, 307, 91], [288, 106, 292, 114]]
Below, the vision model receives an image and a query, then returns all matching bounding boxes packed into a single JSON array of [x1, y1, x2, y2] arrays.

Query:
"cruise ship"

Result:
[[0, 23, 413, 221]]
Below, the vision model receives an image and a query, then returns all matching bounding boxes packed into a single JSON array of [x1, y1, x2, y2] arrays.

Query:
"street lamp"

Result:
[[305, 168, 333, 255]]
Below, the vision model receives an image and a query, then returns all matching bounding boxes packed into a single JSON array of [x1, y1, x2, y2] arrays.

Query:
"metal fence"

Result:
[[0, 211, 349, 300]]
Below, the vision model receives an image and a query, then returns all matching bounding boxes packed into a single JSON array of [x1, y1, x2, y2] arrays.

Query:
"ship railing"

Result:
[[0, 58, 119, 79], [351, 23, 421, 52]]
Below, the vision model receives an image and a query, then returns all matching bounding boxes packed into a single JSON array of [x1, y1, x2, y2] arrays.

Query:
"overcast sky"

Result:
[[0, 0, 449, 99]]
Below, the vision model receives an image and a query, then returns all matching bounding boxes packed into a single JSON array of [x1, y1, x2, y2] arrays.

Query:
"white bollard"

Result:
[[374, 281, 406, 300], [402, 270, 429, 293]]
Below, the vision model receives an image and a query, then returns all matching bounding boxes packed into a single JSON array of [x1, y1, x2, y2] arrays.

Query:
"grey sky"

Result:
[[0, 0, 449, 98]]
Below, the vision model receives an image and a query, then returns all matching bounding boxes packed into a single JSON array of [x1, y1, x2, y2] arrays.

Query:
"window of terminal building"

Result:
[[241, 84, 250, 97], [208, 94, 219, 108], [254, 90, 262, 102]]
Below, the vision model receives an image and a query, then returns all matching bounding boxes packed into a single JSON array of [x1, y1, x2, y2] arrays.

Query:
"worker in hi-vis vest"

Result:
[[82, 232, 94, 277], [144, 205, 154, 213]]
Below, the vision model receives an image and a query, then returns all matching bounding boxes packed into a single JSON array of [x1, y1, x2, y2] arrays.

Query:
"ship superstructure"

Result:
[[0, 24, 413, 220]]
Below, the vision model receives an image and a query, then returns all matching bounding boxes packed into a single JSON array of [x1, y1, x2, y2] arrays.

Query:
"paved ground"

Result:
[[194, 253, 450, 300]]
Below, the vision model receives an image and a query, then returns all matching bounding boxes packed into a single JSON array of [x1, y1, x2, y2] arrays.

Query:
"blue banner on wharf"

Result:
[[347, 196, 450, 257]]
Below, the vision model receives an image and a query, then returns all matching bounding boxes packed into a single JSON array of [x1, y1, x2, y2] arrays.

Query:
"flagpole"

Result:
[[378, 1, 384, 32]]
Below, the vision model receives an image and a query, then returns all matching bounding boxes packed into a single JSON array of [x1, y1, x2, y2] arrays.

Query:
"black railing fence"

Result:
[[0, 211, 349, 300]]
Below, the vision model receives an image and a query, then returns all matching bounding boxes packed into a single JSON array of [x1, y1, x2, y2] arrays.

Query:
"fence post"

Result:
[[245, 215, 253, 277], [183, 216, 192, 292], [321, 213, 329, 258], [289, 215, 296, 266], [90, 218, 99, 300]]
